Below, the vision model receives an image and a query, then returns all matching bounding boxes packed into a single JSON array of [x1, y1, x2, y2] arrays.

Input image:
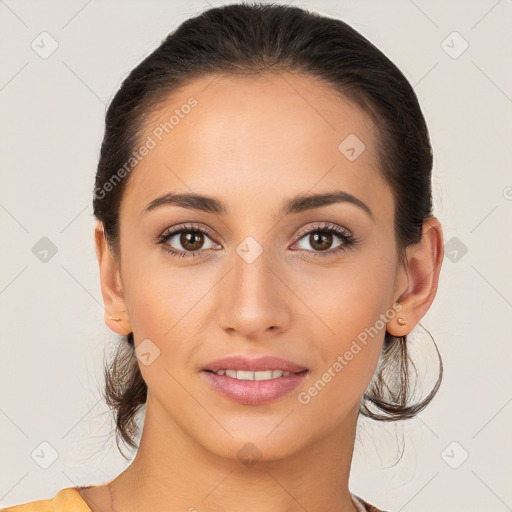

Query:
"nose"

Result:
[[217, 244, 292, 339]]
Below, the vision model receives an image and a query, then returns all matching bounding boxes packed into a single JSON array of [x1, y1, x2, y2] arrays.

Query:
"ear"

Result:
[[94, 220, 132, 336], [386, 216, 444, 336]]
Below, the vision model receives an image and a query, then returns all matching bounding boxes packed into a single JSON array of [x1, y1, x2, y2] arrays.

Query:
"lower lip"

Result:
[[201, 370, 308, 405]]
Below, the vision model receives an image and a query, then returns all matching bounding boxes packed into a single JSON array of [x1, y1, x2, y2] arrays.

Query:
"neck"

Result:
[[107, 393, 360, 512]]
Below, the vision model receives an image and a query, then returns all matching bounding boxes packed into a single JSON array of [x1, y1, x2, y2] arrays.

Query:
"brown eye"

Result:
[[293, 223, 358, 257], [157, 224, 220, 259], [308, 232, 333, 251], [296, 228, 343, 252], [180, 231, 205, 251]]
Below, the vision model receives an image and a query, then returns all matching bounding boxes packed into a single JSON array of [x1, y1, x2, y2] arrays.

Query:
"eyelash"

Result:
[[156, 222, 359, 260]]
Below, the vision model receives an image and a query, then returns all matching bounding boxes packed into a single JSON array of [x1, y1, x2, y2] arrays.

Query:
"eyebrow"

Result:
[[140, 190, 374, 221]]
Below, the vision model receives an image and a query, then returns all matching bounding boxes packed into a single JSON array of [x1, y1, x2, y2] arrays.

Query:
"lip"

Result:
[[202, 355, 308, 373], [201, 369, 308, 405]]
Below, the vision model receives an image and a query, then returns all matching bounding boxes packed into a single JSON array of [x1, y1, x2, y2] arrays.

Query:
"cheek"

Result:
[[120, 264, 208, 396], [120, 238, 212, 337], [294, 255, 395, 409], [298, 289, 386, 420], [119, 250, 220, 379], [298, 254, 394, 344]]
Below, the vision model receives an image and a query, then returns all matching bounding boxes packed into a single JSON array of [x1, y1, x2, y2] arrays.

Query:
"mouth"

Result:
[[203, 368, 308, 380], [200, 354, 309, 405], [200, 368, 309, 405], [202, 354, 308, 374]]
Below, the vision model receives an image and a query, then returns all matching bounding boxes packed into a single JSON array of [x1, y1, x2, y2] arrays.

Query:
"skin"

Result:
[[83, 72, 443, 512]]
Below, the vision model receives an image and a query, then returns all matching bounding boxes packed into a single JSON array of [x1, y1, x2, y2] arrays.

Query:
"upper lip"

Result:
[[203, 355, 308, 373]]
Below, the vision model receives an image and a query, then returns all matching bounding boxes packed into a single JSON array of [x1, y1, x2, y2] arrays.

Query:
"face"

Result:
[[98, 72, 409, 461]]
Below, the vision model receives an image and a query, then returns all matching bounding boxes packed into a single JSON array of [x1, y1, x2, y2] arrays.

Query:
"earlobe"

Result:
[[94, 221, 133, 336], [386, 216, 444, 337], [386, 301, 410, 337], [103, 309, 132, 336]]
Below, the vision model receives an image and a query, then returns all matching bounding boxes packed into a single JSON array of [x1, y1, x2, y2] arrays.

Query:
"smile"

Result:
[[210, 369, 297, 380], [201, 369, 308, 405]]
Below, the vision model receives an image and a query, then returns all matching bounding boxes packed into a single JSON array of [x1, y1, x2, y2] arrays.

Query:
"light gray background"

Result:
[[1, 0, 511, 510]]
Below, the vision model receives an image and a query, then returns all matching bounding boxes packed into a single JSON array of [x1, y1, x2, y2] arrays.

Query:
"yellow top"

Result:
[[1, 487, 91, 512], [1, 486, 385, 512]]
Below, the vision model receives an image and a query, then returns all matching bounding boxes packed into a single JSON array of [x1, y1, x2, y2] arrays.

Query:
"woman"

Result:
[[2, 3, 443, 511]]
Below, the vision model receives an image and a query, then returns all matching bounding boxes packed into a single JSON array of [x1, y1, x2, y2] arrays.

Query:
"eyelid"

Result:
[[291, 222, 358, 256], [156, 223, 221, 259], [158, 222, 352, 244], [294, 221, 353, 239], [159, 222, 219, 242], [157, 221, 358, 258]]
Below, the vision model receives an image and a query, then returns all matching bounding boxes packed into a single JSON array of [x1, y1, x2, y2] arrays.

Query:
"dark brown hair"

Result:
[[93, 2, 443, 458]]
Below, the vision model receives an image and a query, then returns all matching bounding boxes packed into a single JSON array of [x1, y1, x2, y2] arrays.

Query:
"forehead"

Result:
[[120, 72, 392, 224]]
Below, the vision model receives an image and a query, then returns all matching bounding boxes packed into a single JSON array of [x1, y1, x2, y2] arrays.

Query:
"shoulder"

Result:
[[1, 487, 92, 512], [1, 498, 53, 512]]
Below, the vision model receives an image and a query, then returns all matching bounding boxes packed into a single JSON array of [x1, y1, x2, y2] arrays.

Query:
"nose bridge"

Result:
[[217, 237, 290, 336]]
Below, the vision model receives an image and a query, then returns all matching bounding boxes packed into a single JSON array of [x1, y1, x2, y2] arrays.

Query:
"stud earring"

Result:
[[109, 315, 122, 321], [397, 317, 406, 326]]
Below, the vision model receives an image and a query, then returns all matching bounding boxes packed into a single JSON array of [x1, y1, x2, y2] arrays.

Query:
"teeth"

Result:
[[214, 369, 294, 380]]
